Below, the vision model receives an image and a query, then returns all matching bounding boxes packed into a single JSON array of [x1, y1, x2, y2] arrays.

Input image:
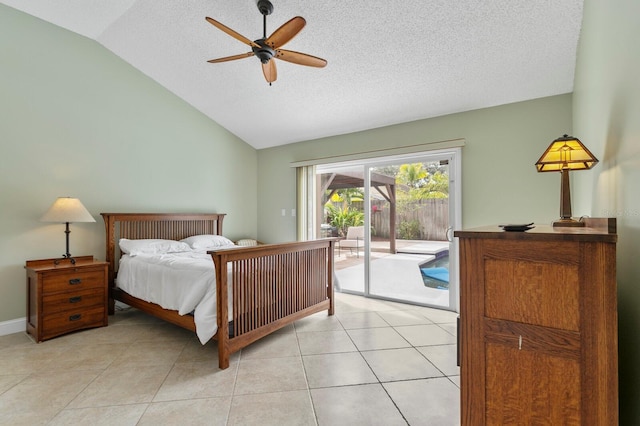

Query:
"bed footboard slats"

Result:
[[229, 248, 328, 336], [210, 239, 336, 368]]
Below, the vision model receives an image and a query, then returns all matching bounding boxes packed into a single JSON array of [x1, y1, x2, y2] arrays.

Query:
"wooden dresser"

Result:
[[26, 256, 108, 342], [455, 219, 618, 425]]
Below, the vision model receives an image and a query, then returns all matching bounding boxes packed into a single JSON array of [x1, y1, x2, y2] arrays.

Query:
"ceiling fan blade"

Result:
[[262, 60, 277, 83], [205, 17, 260, 48], [207, 52, 255, 63], [265, 16, 306, 49], [275, 49, 327, 68]]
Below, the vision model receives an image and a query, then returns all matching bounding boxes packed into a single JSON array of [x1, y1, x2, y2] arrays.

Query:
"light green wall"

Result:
[[0, 6, 258, 323], [572, 0, 640, 422], [257, 94, 573, 243]]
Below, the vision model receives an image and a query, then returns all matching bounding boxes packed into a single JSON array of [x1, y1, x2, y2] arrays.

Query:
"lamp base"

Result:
[[553, 218, 585, 227], [54, 256, 76, 266]]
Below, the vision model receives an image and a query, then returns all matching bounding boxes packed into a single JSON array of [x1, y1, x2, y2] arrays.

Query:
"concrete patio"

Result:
[[335, 239, 452, 309]]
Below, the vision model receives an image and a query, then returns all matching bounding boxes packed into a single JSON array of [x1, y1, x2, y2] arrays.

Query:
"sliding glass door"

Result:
[[315, 148, 460, 311], [366, 154, 457, 310]]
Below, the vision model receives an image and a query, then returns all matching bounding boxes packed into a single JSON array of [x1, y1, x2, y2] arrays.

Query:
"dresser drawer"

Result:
[[42, 288, 104, 315], [41, 306, 106, 340], [42, 269, 105, 294]]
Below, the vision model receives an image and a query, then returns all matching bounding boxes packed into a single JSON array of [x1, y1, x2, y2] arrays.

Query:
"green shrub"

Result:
[[325, 204, 364, 237], [398, 220, 421, 240]]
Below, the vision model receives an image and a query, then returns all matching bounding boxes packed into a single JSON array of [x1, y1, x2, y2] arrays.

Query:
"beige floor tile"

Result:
[[362, 347, 443, 382], [110, 340, 186, 368], [234, 357, 307, 395], [43, 342, 128, 372], [383, 377, 460, 426], [240, 331, 301, 359], [378, 299, 423, 311], [67, 365, 172, 408], [154, 360, 238, 401], [336, 311, 389, 329], [176, 338, 223, 363], [438, 322, 457, 336], [294, 313, 344, 332], [139, 397, 231, 426], [48, 404, 148, 426], [303, 352, 377, 388], [228, 390, 315, 426], [394, 324, 457, 347], [0, 332, 32, 350], [335, 293, 400, 313], [59, 322, 152, 345], [273, 323, 296, 334], [297, 330, 358, 355], [132, 322, 196, 343], [346, 327, 411, 351], [449, 375, 460, 388], [417, 344, 460, 376], [333, 300, 369, 314], [0, 344, 69, 375], [377, 309, 434, 326], [0, 374, 28, 394], [0, 294, 463, 423], [0, 370, 99, 425], [417, 307, 459, 324], [311, 383, 406, 426]]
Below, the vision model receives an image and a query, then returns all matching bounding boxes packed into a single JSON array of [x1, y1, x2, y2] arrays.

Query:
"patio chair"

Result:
[[340, 226, 365, 257]]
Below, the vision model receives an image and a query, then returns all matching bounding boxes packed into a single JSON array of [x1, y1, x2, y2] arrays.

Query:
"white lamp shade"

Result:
[[40, 197, 96, 223]]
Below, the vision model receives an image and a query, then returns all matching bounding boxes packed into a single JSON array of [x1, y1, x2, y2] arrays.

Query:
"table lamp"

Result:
[[535, 134, 598, 227], [40, 197, 95, 264]]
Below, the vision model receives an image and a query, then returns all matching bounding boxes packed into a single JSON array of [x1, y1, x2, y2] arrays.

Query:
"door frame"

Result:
[[310, 146, 462, 312]]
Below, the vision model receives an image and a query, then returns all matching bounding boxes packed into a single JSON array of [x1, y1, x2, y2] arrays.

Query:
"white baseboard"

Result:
[[0, 317, 26, 336]]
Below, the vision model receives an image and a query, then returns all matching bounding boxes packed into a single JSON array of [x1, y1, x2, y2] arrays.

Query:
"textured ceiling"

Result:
[[3, 0, 584, 149]]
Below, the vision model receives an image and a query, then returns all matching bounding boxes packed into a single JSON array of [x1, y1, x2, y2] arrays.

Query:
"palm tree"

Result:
[[397, 163, 427, 188]]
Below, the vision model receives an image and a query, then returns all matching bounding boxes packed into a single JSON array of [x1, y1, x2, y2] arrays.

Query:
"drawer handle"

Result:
[[69, 278, 82, 285], [69, 314, 82, 321], [69, 296, 82, 303]]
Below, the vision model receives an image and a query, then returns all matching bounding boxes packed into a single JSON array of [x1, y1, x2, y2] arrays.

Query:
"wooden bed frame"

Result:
[[102, 213, 336, 369]]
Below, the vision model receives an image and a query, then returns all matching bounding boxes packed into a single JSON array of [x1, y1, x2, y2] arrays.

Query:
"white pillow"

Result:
[[119, 238, 192, 256], [180, 234, 235, 250]]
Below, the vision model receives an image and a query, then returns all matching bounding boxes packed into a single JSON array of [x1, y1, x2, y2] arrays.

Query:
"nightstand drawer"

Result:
[[41, 306, 106, 340], [42, 269, 104, 294], [42, 288, 104, 315]]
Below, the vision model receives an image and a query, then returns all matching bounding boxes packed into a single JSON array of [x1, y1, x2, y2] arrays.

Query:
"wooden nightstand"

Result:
[[25, 256, 108, 342]]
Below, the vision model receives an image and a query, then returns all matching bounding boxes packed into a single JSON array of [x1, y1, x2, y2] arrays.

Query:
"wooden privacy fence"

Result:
[[372, 198, 449, 241]]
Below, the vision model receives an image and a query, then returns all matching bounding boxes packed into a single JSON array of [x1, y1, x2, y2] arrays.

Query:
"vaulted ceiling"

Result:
[[2, 0, 584, 149]]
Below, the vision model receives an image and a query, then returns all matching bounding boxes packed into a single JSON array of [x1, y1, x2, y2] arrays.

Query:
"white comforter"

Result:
[[116, 251, 223, 344]]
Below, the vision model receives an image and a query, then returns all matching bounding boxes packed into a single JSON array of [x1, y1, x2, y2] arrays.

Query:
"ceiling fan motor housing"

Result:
[[252, 39, 275, 63]]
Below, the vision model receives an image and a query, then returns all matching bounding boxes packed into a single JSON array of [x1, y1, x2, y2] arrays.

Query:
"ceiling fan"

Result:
[[206, 0, 327, 85]]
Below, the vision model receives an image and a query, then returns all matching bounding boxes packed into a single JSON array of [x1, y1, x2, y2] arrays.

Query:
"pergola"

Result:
[[318, 170, 397, 253]]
